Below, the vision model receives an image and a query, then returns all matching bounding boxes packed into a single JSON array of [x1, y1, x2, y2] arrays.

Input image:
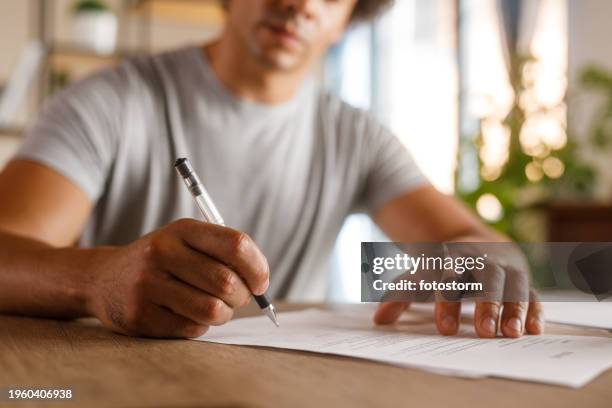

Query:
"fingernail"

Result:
[[482, 317, 497, 336], [529, 317, 543, 332], [441, 315, 456, 332], [507, 317, 522, 334]]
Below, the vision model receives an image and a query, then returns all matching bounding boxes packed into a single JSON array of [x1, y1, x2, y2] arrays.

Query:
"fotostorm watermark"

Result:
[[365, 250, 486, 300], [361, 242, 612, 303], [372, 279, 483, 292]]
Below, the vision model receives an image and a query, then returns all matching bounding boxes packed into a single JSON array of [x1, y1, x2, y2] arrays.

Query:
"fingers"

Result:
[[375, 300, 542, 339], [123, 303, 209, 339], [500, 301, 528, 338], [474, 263, 508, 338], [435, 301, 461, 335], [148, 272, 234, 326], [374, 302, 410, 325], [372, 254, 541, 338], [499, 265, 530, 338], [474, 301, 501, 338], [525, 300, 545, 335], [155, 238, 252, 308], [170, 219, 270, 295]]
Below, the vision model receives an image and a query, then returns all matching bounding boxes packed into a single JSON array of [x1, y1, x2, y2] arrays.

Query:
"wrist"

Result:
[[78, 246, 119, 318], [44, 245, 118, 318]]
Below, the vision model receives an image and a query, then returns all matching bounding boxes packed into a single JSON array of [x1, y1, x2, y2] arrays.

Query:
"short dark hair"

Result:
[[218, 0, 395, 23], [351, 0, 395, 22]]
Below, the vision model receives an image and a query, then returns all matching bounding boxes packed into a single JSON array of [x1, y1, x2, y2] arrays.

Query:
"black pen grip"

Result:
[[254, 295, 270, 309]]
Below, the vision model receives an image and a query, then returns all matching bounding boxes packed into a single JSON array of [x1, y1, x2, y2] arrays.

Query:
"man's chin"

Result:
[[256, 49, 305, 72]]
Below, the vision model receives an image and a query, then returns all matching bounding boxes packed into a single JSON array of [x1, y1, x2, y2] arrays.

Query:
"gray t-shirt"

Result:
[[16, 46, 428, 301]]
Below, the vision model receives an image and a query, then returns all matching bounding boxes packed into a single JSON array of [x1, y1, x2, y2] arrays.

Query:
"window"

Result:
[[326, 0, 459, 302]]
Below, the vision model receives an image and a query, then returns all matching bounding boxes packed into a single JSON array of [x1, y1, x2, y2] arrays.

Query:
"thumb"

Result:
[[374, 302, 410, 325]]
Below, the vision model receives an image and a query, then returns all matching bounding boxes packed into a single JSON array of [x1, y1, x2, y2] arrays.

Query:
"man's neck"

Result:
[[204, 36, 308, 105]]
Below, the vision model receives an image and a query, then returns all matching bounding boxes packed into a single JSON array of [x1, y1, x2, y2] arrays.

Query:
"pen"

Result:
[[174, 157, 280, 327]]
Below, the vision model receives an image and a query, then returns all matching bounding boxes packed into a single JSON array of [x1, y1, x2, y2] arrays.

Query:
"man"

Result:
[[0, 0, 543, 339]]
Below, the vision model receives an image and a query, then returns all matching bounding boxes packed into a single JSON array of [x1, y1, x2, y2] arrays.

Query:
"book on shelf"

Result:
[[0, 41, 46, 128]]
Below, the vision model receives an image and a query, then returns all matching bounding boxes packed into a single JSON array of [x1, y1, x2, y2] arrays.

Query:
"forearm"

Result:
[[448, 224, 509, 243], [0, 230, 106, 319], [448, 225, 532, 278]]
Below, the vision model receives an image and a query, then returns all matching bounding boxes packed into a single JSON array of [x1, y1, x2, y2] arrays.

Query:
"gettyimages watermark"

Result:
[[360, 242, 612, 303]]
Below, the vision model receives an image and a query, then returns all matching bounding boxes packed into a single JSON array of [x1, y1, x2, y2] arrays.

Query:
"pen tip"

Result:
[[271, 310, 280, 327], [266, 306, 280, 327]]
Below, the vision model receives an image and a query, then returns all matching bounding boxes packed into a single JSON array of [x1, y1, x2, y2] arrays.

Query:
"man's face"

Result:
[[225, 0, 357, 71]]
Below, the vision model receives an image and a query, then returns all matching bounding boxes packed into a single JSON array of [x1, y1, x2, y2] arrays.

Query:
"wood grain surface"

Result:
[[1, 303, 611, 408]]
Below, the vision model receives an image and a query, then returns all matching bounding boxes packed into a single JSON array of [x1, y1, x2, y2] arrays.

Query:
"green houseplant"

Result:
[[580, 67, 612, 149], [71, 0, 117, 55], [73, 0, 110, 13], [456, 54, 598, 242]]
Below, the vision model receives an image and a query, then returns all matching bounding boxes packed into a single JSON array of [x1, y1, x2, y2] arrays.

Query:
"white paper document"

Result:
[[413, 301, 612, 331], [541, 302, 612, 330], [196, 308, 612, 388]]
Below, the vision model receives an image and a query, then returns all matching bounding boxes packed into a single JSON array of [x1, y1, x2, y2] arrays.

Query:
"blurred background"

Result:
[[0, 0, 611, 301]]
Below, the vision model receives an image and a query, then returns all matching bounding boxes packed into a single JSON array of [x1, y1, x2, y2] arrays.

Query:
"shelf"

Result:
[[130, 0, 224, 26], [0, 127, 24, 138], [47, 43, 139, 63], [45, 43, 147, 78], [25, 0, 225, 118]]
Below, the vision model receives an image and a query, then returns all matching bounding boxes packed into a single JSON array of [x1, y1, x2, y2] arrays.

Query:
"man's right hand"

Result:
[[86, 219, 270, 339]]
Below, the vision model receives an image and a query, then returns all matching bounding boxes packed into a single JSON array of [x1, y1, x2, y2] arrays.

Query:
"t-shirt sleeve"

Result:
[[15, 68, 124, 201], [358, 114, 430, 215]]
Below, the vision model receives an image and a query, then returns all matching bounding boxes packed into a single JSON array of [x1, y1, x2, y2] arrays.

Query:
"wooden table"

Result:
[[1, 303, 612, 408]]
